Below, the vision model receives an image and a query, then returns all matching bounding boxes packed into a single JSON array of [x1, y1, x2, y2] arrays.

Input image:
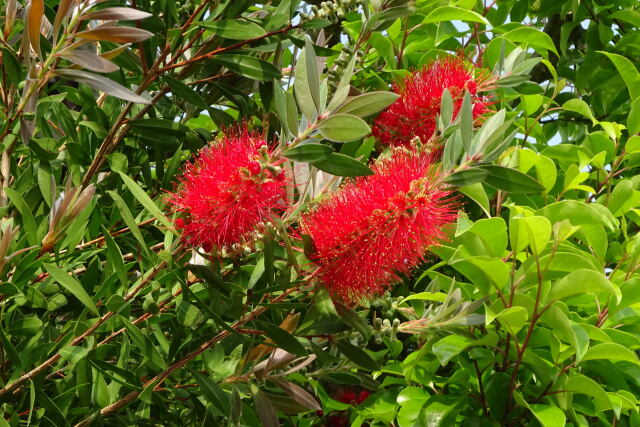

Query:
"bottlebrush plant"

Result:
[[0, 1, 639, 427]]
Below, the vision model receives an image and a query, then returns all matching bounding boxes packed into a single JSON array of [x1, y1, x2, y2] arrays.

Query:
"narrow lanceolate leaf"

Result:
[[269, 378, 321, 411], [80, 7, 152, 21], [295, 37, 321, 120], [598, 51, 640, 101], [59, 50, 119, 73], [317, 114, 370, 142], [54, 69, 149, 104], [117, 172, 176, 232], [76, 26, 153, 43], [253, 388, 279, 427], [213, 55, 281, 82], [53, 0, 74, 41], [283, 143, 333, 162], [334, 92, 399, 117], [26, 0, 44, 57], [164, 76, 207, 108], [459, 91, 473, 155], [312, 153, 374, 177], [327, 55, 356, 112], [44, 264, 98, 315], [479, 165, 545, 194], [200, 20, 266, 40]]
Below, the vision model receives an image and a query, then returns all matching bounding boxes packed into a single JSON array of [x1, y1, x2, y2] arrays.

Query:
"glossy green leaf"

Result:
[[423, 6, 488, 24], [44, 264, 98, 315], [334, 92, 399, 117], [501, 27, 559, 56], [548, 269, 620, 304], [213, 54, 281, 82], [528, 404, 566, 427], [479, 165, 545, 193], [581, 343, 640, 365], [444, 168, 489, 187], [336, 341, 378, 370], [283, 143, 333, 162], [258, 322, 307, 356], [317, 114, 371, 142], [118, 172, 175, 232], [312, 153, 374, 177], [598, 51, 640, 100], [200, 20, 266, 40]]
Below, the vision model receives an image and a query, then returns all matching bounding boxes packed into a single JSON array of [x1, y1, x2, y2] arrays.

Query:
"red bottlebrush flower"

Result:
[[372, 57, 490, 147], [168, 127, 290, 251], [300, 148, 457, 303], [335, 390, 358, 404]]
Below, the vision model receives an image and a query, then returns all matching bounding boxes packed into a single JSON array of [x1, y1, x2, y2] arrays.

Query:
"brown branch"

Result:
[[158, 24, 298, 73]]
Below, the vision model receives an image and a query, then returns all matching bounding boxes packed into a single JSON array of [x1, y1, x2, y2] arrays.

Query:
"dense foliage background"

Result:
[[0, 0, 640, 425]]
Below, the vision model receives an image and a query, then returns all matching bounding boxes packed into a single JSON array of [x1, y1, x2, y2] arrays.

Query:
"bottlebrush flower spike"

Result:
[[300, 148, 457, 303], [168, 127, 290, 252], [372, 57, 490, 147]]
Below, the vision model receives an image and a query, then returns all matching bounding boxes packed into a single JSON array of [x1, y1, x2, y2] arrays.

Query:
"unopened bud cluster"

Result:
[[328, 45, 364, 93], [300, 0, 361, 22]]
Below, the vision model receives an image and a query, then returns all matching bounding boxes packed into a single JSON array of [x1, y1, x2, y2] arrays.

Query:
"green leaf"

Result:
[[335, 303, 371, 341], [119, 315, 167, 370], [294, 36, 321, 120], [432, 335, 477, 366], [495, 306, 528, 335], [192, 370, 231, 414], [107, 190, 151, 259], [118, 172, 176, 232], [317, 114, 371, 142], [598, 51, 640, 100], [479, 165, 545, 193], [200, 19, 266, 40], [327, 56, 356, 112], [213, 54, 281, 82], [334, 92, 399, 117], [582, 343, 640, 365], [54, 69, 149, 104], [458, 183, 491, 217], [528, 404, 566, 427], [258, 322, 307, 356], [164, 76, 207, 108], [8, 317, 43, 336], [44, 264, 98, 315], [283, 143, 333, 162], [501, 27, 559, 56], [5, 187, 38, 246], [538, 200, 617, 231], [336, 341, 379, 370], [128, 118, 190, 136], [102, 225, 127, 286], [444, 168, 488, 187], [423, 6, 488, 24], [628, 98, 640, 135], [399, 292, 447, 304], [563, 374, 611, 411], [547, 269, 621, 304], [312, 153, 374, 177], [563, 99, 597, 125], [459, 91, 473, 154], [510, 216, 551, 255], [440, 88, 453, 126]]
